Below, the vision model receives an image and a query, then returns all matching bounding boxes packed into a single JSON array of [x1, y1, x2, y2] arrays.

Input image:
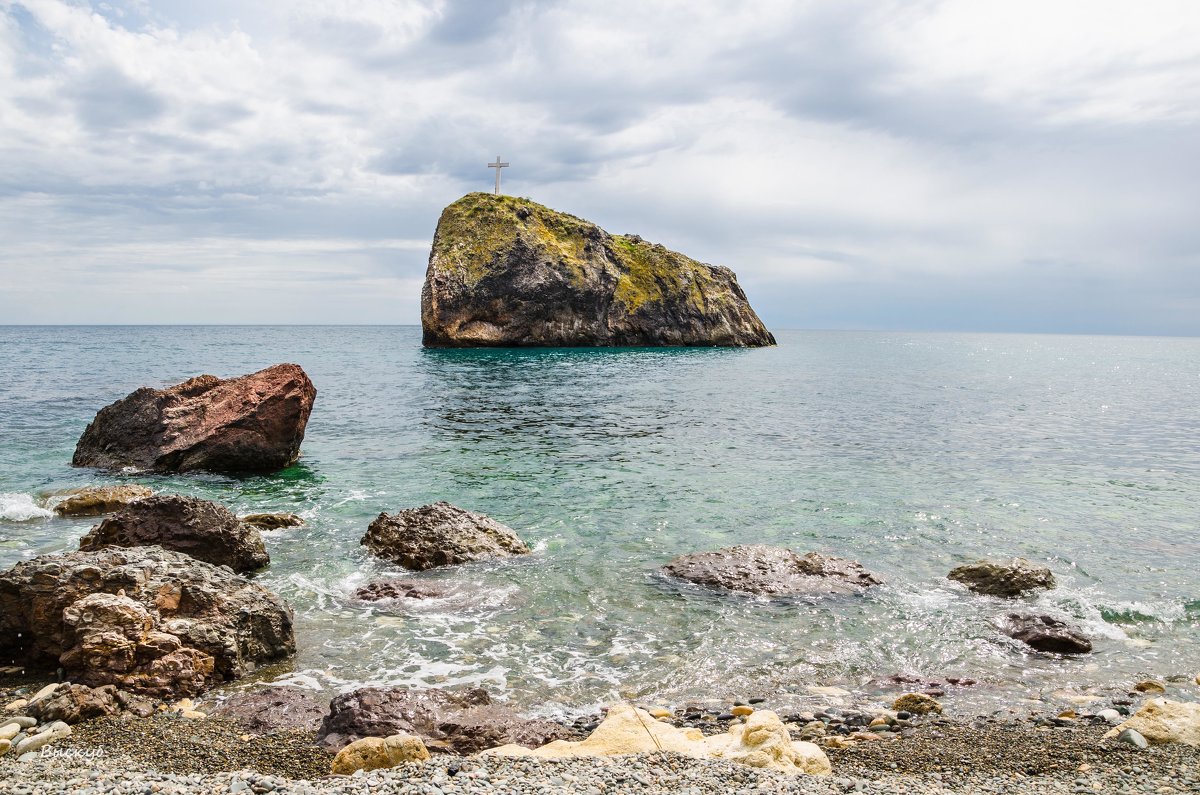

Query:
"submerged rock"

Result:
[[51, 485, 153, 517], [240, 513, 305, 530], [208, 686, 328, 734], [483, 703, 831, 776], [316, 686, 567, 754], [1105, 699, 1200, 746], [0, 546, 295, 697], [1002, 613, 1092, 654], [79, 494, 269, 573], [361, 502, 531, 571], [660, 544, 881, 596], [947, 557, 1055, 597], [352, 579, 452, 601], [72, 363, 316, 474], [422, 193, 775, 348]]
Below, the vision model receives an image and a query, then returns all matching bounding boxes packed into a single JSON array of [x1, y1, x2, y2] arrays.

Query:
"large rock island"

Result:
[[421, 193, 775, 347]]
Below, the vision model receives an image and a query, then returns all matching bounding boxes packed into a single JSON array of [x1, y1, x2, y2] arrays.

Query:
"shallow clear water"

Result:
[[1, 326, 1197, 715]]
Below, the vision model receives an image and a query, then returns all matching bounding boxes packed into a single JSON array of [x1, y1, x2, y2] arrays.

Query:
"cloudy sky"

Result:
[[1, 0, 1198, 333]]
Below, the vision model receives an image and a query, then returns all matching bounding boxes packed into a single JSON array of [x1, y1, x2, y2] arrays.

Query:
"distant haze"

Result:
[[2, 1, 1198, 333]]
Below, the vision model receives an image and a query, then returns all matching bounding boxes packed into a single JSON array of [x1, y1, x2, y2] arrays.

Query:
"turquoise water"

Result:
[[1, 326, 1198, 715]]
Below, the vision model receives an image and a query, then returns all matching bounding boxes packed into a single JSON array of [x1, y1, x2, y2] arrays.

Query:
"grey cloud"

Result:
[[71, 66, 167, 131]]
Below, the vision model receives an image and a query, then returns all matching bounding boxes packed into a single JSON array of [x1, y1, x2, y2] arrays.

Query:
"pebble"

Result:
[[730, 705, 754, 717], [1118, 728, 1150, 750]]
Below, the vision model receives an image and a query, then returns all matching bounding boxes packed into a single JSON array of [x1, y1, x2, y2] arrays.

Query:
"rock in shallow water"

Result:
[[352, 579, 452, 601], [361, 501, 531, 571], [71, 363, 316, 474], [421, 193, 775, 348], [1002, 613, 1092, 655], [660, 544, 881, 596], [79, 494, 269, 573], [947, 557, 1055, 597], [51, 485, 153, 517]]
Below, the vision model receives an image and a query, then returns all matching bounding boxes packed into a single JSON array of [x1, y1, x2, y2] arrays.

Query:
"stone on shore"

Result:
[[484, 703, 831, 776], [72, 363, 316, 474], [78, 494, 270, 573], [1105, 698, 1200, 746], [947, 557, 1055, 597], [316, 686, 568, 754], [361, 502, 531, 571], [891, 693, 943, 715], [0, 545, 295, 697], [1002, 613, 1092, 654], [51, 485, 153, 517], [240, 513, 305, 529], [421, 193, 775, 348], [660, 544, 881, 596], [331, 733, 430, 775], [208, 686, 328, 734], [24, 682, 122, 724]]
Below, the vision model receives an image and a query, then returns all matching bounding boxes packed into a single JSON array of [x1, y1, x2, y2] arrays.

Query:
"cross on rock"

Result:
[[488, 156, 509, 195]]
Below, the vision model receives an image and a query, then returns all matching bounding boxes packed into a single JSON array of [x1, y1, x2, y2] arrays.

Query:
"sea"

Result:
[[1, 326, 1197, 716]]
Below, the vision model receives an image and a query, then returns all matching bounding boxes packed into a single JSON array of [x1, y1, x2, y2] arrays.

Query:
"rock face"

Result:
[[331, 733, 430, 775], [485, 703, 831, 776], [208, 686, 328, 733], [1105, 699, 1200, 746], [361, 502, 531, 571], [316, 687, 569, 754], [660, 544, 881, 596], [1002, 613, 1092, 654], [72, 363, 316, 474], [947, 558, 1055, 597], [421, 193, 775, 348], [51, 485, 153, 517], [0, 546, 295, 697], [79, 495, 269, 573]]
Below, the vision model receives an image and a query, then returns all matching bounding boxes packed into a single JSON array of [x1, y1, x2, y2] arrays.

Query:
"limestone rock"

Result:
[[240, 513, 305, 530], [0, 545, 295, 697], [79, 495, 269, 573], [72, 363, 316, 474], [947, 558, 1055, 597], [209, 686, 328, 734], [361, 502, 530, 571], [891, 693, 942, 715], [1133, 680, 1166, 694], [422, 193, 774, 348], [51, 485, 153, 517], [331, 733, 430, 775], [1002, 613, 1092, 654], [1104, 699, 1200, 746], [660, 545, 881, 597], [483, 703, 830, 776]]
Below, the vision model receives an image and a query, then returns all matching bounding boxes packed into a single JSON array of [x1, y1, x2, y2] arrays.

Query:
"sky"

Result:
[[1, 0, 1198, 333]]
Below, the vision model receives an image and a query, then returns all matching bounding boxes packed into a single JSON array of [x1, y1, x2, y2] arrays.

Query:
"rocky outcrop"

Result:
[[72, 363, 316, 474], [51, 485, 153, 517], [484, 703, 831, 776], [332, 733, 430, 775], [208, 686, 328, 734], [316, 687, 569, 754], [421, 193, 775, 348], [22, 682, 156, 723], [78, 495, 269, 573], [660, 544, 881, 596], [352, 579, 452, 601], [947, 558, 1055, 597], [0, 546, 295, 697], [1002, 613, 1092, 654], [1104, 699, 1200, 746], [241, 513, 305, 530], [361, 502, 531, 571]]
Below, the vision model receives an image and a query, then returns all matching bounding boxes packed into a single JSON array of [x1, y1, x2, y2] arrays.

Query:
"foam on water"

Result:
[[0, 493, 53, 522]]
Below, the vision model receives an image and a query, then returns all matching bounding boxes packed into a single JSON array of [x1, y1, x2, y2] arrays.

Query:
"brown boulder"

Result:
[[660, 544, 882, 596], [947, 558, 1055, 598], [241, 513, 305, 530], [1002, 613, 1092, 654], [51, 485, 153, 517], [316, 687, 570, 754], [25, 683, 122, 724], [0, 545, 295, 697], [72, 363, 316, 474], [208, 686, 328, 733], [361, 502, 531, 571], [79, 494, 269, 573]]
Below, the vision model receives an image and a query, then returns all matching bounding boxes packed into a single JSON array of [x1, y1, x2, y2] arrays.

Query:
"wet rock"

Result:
[[947, 557, 1055, 597], [331, 733, 430, 775], [660, 544, 881, 596], [0, 545, 295, 697], [1105, 698, 1200, 746], [72, 363, 316, 474], [24, 683, 121, 724], [1133, 680, 1166, 694], [422, 193, 775, 348], [352, 579, 452, 602], [51, 485, 153, 517], [316, 686, 568, 755], [79, 494, 269, 573], [240, 513, 305, 530], [208, 686, 328, 734], [361, 502, 531, 571], [1002, 613, 1092, 654], [891, 693, 942, 715]]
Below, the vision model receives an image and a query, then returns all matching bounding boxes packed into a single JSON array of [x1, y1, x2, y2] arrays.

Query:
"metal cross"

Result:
[[488, 155, 509, 195]]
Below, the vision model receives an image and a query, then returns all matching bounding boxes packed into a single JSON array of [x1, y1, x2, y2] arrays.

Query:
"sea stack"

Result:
[[421, 193, 775, 347]]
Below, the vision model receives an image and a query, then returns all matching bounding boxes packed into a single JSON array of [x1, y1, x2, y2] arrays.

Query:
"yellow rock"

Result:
[[869, 717, 889, 727], [181, 710, 207, 719], [1104, 699, 1200, 746], [1058, 710, 1077, 719], [1133, 680, 1166, 694], [731, 705, 754, 717], [891, 693, 942, 715], [239, 734, 252, 741], [3, 699, 27, 713], [332, 734, 430, 775], [821, 736, 851, 749], [481, 703, 830, 776], [648, 707, 673, 719], [175, 698, 195, 711]]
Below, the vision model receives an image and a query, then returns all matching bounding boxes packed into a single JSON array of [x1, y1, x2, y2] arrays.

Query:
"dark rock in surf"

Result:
[[241, 512, 305, 529], [1002, 613, 1092, 654], [660, 544, 882, 596], [72, 363, 316, 474], [948, 558, 1055, 598], [353, 579, 452, 601], [361, 502, 530, 571]]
